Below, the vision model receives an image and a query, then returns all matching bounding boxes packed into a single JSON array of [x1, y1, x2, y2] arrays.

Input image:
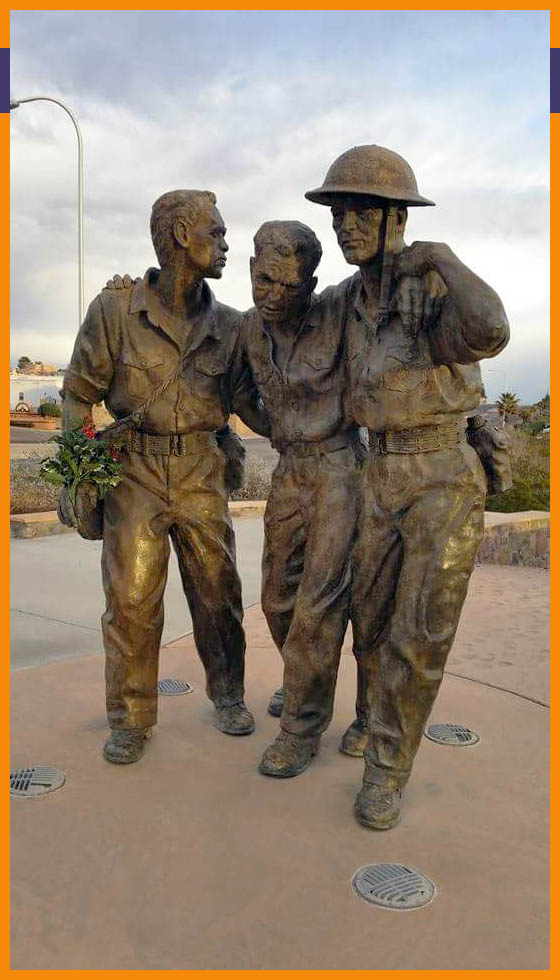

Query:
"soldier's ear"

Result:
[[173, 218, 190, 250], [397, 207, 408, 231]]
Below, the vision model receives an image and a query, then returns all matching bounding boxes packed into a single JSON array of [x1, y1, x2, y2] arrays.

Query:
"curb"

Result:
[[10, 500, 268, 538], [11, 506, 549, 569]]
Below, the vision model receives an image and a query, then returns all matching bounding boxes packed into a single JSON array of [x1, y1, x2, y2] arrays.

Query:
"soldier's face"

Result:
[[331, 196, 385, 265], [185, 205, 229, 279], [251, 250, 315, 326]]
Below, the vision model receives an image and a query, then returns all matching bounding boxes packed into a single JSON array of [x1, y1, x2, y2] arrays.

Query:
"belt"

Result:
[[368, 422, 464, 455], [125, 430, 218, 456], [275, 430, 356, 458]]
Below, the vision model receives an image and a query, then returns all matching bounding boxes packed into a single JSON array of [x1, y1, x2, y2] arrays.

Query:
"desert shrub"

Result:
[[486, 428, 549, 513], [11, 450, 275, 513], [230, 455, 274, 500], [37, 401, 62, 417], [10, 455, 60, 514]]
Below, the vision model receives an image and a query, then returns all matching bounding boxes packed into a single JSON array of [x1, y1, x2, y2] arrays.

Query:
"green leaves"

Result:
[[40, 425, 123, 505]]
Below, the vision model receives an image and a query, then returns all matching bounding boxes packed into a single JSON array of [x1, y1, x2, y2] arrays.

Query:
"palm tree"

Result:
[[496, 391, 520, 426]]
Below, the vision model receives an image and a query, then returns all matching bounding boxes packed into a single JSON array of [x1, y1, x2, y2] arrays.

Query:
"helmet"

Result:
[[305, 144, 435, 207]]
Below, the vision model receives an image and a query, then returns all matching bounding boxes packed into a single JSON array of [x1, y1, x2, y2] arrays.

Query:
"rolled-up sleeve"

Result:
[[430, 293, 510, 366], [63, 295, 115, 403]]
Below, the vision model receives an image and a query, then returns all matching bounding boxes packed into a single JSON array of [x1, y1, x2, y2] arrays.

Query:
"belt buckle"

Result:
[[170, 433, 180, 455]]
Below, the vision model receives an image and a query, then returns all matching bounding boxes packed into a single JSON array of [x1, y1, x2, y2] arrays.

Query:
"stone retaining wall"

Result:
[[477, 511, 549, 569], [11, 506, 550, 569]]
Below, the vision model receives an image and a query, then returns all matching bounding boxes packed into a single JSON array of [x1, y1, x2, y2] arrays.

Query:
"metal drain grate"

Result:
[[425, 723, 480, 746], [352, 863, 436, 910], [10, 766, 65, 798], [158, 678, 195, 696]]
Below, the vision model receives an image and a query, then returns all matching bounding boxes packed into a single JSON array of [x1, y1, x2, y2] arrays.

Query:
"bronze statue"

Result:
[[240, 221, 367, 776], [306, 145, 509, 828], [60, 189, 269, 764]]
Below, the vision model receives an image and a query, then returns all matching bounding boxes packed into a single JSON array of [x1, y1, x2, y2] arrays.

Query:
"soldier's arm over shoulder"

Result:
[[230, 311, 271, 439], [426, 243, 510, 364], [63, 292, 118, 406]]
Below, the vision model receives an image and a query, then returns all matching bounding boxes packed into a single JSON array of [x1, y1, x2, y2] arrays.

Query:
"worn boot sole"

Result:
[[258, 743, 319, 778], [214, 720, 255, 736], [267, 689, 284, 718], [102, 730, 151, 765], [353, 800, 401, 831], [338, 731, 368, 757]]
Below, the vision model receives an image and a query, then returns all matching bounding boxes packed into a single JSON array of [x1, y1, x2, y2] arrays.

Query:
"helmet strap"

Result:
[[377, 204, 398, 327]]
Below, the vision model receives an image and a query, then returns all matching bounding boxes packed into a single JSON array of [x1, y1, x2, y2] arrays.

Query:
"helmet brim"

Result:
[[304, 185, 435, 207]]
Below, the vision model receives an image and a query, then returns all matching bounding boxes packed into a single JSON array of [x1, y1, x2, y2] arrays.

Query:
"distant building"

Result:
[[10, 374, 63, 410]]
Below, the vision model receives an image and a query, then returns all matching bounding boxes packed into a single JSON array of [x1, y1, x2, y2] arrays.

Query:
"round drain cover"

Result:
[[352, 863, 436, 910], [158, 678, 195, 696], [425, 723, 480, 746], [10, 766, 65, 798]]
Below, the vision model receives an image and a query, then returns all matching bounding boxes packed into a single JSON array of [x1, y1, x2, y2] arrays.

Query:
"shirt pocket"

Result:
[[193, 351, 227, 398], [301, 351, 335, 392], [120, 353, 166, 402]]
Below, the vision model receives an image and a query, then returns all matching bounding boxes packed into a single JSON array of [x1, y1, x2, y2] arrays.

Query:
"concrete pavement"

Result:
[[10, 560, 549, 969], [11, 517, 265, 669]]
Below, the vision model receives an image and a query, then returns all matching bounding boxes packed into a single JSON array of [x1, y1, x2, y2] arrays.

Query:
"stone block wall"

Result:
[[477, 511, 550, 569]]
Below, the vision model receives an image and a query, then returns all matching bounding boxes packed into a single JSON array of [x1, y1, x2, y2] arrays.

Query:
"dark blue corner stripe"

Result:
[[552, 48, 560, 113], [0, 48, 8, 113]]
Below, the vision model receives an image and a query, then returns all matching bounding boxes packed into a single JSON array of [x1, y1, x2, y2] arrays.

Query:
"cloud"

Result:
[[10, 10, 549, 401]]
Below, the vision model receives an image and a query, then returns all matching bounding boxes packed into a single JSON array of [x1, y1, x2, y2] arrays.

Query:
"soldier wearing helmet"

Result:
[[306, 144, 509, 830]]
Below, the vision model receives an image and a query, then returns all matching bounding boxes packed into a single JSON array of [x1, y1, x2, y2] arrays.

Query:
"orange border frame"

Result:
[[5, 4, 553, 978]]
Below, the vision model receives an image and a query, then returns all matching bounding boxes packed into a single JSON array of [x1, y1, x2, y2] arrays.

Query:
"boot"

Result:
[[214, 701, 255, 735], [339, 717, 368, 757], [103, 728, 150, 765], [267, 688, 284, 718], [258, 731, 319, 778], [354, 781, 402, 830]]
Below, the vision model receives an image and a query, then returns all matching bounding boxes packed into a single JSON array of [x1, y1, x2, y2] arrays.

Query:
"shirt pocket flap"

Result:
[[121, 353, 165, 369], [302, 352, 333, 372], [195, 353, 226, 377]]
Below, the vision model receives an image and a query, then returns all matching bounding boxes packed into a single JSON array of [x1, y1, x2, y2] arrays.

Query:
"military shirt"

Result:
[[339, 272, 509, 432], [64, 268, 261, 435], [241, 284, 352, 447]]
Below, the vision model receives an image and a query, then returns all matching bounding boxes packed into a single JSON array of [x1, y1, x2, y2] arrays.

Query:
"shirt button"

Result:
[[178, 403, 184, 410], [291, 401, 299, 411]]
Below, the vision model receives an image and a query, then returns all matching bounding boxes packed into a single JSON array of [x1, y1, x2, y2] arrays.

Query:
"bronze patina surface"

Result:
[[240, 221, 366, 776], [307, 144, 509, 828], [61, 190, 269, 760]]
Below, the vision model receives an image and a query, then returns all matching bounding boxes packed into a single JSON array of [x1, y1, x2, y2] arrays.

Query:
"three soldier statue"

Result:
[[61, 144, 509, 830]]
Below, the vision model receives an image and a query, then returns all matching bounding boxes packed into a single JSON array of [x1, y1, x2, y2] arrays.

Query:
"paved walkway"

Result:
[[11, 565, 549, 969], [11, 518, 265, 669]]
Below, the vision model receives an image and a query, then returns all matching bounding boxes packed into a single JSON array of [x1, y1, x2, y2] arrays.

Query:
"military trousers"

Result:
[[262, 445, 362, 738], [351, 440, 487, 789], [101, 440, 246, 731]]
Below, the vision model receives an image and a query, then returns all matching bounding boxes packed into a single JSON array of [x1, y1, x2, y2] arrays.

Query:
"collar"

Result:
[[258, 293, 322, 342], [350, 270, 398, 329], [130, 268, 219, 352]]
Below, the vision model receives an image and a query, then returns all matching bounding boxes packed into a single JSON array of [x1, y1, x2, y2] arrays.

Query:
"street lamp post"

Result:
[[10, 96, 84, 326]]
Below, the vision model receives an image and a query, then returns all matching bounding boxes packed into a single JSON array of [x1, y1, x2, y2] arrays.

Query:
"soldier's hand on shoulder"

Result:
[[105, 274, 135, 290], [393, 268, 447, 336], [395, 241, 451, 279]]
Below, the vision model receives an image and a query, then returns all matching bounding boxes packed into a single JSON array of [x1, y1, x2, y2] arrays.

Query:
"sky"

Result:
[[10, 10, 549, 402]]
